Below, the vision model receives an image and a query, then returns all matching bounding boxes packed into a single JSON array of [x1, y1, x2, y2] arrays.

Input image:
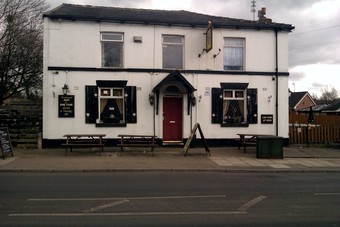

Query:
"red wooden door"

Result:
[[163, 97, 183, 141]]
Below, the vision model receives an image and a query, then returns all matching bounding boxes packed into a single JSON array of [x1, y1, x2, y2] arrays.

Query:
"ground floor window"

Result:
[[85, 80, 136, 127], [211, 83, 257, 126], [223, 90, 245, 124], [99, 88, 124, 123]]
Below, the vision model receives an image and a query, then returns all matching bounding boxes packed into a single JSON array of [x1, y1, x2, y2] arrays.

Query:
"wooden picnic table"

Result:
[[117, 134, 158, 156], [62, 134, 106, 156], [237, 133, 273, 153]]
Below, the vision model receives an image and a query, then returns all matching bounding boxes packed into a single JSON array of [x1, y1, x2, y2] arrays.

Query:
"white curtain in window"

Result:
[[223, 38, 244, 70]]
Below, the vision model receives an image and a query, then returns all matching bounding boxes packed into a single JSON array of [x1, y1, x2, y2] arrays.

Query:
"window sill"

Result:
[[221, 123, 249, 127], [223, 69, 244, 72], [96, 123, 126, 127]]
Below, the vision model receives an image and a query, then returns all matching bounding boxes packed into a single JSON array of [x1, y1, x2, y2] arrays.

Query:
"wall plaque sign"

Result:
[[59, 95, 75, 118], [261, 114, 273, 124]]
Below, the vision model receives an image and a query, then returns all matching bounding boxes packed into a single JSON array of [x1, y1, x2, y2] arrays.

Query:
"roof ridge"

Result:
[[44, 3, 294, 31]]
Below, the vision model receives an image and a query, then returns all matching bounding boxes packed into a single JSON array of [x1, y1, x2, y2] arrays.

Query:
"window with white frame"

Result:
[[211, 84, 257, 126], [101, 33, 124, 68], [98, 88, 125, 123], [85, 81, 137, 127], [223, 38, 244, 70], [162, 35, 184, 69], [223, 90, 245, 124]]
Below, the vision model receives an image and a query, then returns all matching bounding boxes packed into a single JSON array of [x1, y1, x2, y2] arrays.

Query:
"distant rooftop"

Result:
[[289, 91, 312, 109], [44, 4, 294, 31]]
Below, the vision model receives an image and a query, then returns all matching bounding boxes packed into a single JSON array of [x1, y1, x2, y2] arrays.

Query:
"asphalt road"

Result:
[[1, 172, 340, 226]]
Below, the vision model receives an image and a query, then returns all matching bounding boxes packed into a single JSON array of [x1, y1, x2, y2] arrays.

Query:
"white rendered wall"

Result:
[[43, 18, 290, 140]]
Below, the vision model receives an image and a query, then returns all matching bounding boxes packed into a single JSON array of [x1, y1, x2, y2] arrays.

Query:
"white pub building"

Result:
[[42, 4, 294, 147]]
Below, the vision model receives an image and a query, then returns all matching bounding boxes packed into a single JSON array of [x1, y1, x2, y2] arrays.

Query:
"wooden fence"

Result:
[[0, 99, 42, 148], [289, 114, 340, 144]]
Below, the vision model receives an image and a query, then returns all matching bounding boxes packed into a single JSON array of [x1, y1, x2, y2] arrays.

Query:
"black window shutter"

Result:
[[125, 86, 137, 123], [85, 86, 98, 124], [247, 88, 258, 124], [211, 87, 223, 124]]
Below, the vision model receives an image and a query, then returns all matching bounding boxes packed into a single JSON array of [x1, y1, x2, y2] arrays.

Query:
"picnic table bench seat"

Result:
[[117, 134, 158, 156], [62, 134, 106, 156], [237, 134, 273, 153]]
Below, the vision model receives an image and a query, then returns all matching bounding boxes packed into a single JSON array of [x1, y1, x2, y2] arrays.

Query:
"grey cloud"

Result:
[[312, 82, 325, 88], [289, 71, 306, 81]]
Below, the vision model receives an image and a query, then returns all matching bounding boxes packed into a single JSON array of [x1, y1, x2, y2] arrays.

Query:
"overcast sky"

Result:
[[47, 0, 340, 97]]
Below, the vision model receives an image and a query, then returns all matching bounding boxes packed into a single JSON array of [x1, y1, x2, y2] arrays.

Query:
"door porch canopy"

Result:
[[152, 71, 196, 115]]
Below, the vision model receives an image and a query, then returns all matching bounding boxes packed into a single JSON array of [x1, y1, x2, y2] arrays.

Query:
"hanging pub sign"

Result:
[[205, 21, 213, 52], [261, 114, 273, 124], [0, 127, 13, 159], [58, 95, 75, 118]]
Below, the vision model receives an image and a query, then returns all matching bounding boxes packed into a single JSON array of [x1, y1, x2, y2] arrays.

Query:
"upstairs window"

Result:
[[223, 38, 244, 71], [101, 33, 124, 68], [162, 35, 184, 69]]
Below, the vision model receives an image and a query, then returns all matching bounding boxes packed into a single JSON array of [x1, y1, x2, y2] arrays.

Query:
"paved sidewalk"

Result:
[[1, 145, 340, 172]]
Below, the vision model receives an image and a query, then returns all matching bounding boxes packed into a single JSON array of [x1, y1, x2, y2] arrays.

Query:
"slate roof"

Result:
[[298, 104, 329, 113], [44, 4, 294, 31], [321, 98, 340, 112], [289, 91, 310, 109]]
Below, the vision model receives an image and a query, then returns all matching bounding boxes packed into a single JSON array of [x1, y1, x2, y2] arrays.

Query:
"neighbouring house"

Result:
[[320, 98, 340, 115], [42, 4, 294, 147], [298, 104, 329, 116], [289, 91, 316, 115]]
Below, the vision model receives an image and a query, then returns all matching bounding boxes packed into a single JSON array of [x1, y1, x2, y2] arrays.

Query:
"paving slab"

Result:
[[0, 146, 340, 172]]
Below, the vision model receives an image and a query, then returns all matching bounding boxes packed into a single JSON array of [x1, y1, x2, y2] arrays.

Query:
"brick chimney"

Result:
[[258, 7, 272, 24]]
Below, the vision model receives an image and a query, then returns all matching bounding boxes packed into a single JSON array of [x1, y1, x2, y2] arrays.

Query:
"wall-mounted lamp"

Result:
[[198, 48, 207, 58], [149, 93, 154, 105], [62, 83, 69, 96], [213, 48, 221, 58], [191, 93, 196, 106]]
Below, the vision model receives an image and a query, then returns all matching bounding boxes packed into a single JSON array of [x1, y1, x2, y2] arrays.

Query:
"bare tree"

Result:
[[0, 0, 47, 104], [320, 86, 338, 102]]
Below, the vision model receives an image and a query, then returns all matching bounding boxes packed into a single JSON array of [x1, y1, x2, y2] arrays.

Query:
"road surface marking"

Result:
[[28, 194, 226, 202], [314, 193, 340, 196], [238, 196, 267, 212], [9, 211, 246, 217], [84, 200, 129, 213]]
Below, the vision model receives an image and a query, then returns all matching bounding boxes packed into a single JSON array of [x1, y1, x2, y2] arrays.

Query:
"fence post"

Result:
[[37, 132, 42, 149]]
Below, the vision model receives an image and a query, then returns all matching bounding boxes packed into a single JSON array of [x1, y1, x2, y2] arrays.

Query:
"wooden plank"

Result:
[[183, 123, 210, 156]]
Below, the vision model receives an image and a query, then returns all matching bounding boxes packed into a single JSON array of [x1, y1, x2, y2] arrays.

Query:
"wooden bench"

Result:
[[62, 134, 106, 156], [117, 134, 158, 156], [237, 133, 273, 153]]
